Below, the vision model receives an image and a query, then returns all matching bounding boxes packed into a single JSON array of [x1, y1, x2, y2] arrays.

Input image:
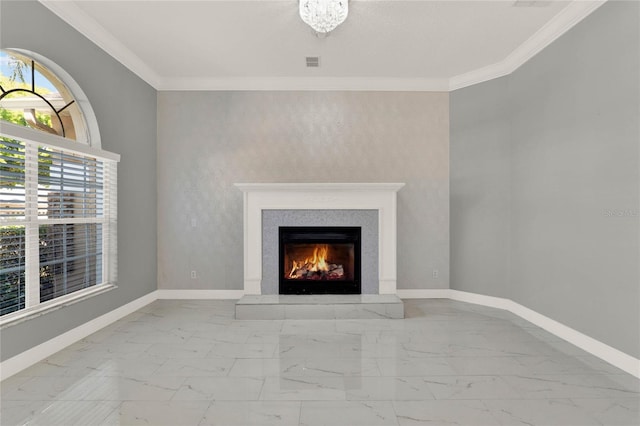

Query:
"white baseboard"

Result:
[[396, 289, 452, 299], [505, 299, 640, 379], [156, 289, 245, 299], [0, 289, 244, 381], [448, 289, 512, 310], [399, 289, 639, 378], [0, 291, 158, 381]]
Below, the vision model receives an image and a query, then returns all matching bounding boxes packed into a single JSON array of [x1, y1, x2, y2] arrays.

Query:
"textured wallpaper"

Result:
[[157, 91, 449, 290]]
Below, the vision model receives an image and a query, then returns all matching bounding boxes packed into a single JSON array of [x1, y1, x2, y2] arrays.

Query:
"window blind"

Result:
[[1, 137, 26, 315], [37, 147, 104, 219], [39, 223, 103, 303], [0, 225, 25, 315], [0, 138, 26, 220], [0, 132, 118, 320]]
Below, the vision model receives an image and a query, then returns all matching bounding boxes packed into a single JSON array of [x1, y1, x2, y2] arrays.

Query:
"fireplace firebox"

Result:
[[279, 226, 361, 294]]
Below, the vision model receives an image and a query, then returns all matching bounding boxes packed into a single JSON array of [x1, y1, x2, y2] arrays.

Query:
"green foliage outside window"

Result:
[[0, 226, 25, 315]]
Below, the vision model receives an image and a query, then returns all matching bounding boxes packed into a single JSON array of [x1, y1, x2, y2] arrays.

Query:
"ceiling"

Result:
[[39, 0, 606, 91]]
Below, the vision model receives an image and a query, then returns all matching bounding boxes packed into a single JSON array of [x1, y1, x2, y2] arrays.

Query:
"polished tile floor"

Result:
[[1, 299, 638, 425]]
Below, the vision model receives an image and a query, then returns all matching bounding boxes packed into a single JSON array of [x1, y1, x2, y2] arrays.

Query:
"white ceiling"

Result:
[[39, 0, 606, 91]]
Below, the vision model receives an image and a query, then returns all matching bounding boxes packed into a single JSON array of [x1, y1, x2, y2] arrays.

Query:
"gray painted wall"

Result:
[[0, 1, 157, 361], [451, 1, 639, 358], [450, 76, 511, 298], [157, 91, 449, 291]]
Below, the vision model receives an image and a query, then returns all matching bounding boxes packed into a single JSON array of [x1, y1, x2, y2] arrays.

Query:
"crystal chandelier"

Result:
[[299, 0, 349, 34]]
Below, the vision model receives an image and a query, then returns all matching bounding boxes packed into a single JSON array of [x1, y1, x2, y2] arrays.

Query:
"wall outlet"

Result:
[[191, 270, 197, 279], [191, 218, 197, 228], [432, 269, 439, 279]]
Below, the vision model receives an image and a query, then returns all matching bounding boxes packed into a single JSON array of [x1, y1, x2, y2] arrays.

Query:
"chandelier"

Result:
[[299, 0, 349, 34]]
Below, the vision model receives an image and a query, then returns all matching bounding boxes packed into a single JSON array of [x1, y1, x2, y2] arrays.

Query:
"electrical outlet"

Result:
[[432, 269, 439, 279], [191, 218, 197, 228], [191, 270, 197, 279]]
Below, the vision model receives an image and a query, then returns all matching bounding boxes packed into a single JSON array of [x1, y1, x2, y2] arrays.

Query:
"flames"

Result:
[[287, 244, 345, 280], [288, 244, 330, 278]]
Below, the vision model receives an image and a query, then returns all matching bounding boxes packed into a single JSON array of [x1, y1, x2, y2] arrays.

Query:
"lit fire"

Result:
[[289, 244, 330, 278], [287, 244, 345, 280]]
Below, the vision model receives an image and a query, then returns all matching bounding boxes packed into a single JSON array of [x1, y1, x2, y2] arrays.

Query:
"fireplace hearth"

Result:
[[279, 226, 361, 295], [234, 183, 405, 319]]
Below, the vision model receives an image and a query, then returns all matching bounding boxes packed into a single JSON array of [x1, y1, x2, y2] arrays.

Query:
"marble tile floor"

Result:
[[1, 299, 638, 426]]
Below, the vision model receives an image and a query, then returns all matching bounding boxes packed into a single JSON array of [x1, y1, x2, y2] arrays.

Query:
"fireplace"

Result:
[[279, 226, 361, 295], [235, 183, 404, 295]]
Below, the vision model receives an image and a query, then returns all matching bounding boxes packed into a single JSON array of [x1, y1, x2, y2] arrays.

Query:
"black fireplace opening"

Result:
[[279, 226, 361, 295]]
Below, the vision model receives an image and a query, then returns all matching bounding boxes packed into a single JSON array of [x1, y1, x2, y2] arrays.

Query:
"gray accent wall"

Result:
[[451, 1, 639, 358], [157, 92, 449, 291], [0, 1, 157, 361]]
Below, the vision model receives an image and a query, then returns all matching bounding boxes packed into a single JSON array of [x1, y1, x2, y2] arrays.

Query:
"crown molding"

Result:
[[39, 0, 606, 92], [449, 0, 608, 91], [38, 0, 162, 89], [158, 76, 450, 91]]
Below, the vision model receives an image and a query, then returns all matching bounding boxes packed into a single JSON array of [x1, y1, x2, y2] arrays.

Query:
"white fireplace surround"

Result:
[[235, 183, 405, 295]]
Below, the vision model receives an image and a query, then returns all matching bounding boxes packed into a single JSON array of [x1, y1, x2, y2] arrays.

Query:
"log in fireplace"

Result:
[[279, 226, 361, 294]]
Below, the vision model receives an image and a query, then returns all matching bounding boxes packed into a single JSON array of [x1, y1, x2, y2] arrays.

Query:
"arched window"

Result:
[[0, 49, 118, 322], [0, 49, 100, 146]]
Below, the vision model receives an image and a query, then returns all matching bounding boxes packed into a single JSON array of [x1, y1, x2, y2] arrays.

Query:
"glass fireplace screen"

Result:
[[279, 226, 361, 295]]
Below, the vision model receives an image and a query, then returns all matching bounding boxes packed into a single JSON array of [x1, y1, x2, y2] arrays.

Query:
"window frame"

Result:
[[1, 118, 119, 327], [1, 48, 101, 148]]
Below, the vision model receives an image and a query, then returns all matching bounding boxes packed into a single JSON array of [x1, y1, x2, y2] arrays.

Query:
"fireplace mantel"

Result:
[[235, 183, 405, 295]]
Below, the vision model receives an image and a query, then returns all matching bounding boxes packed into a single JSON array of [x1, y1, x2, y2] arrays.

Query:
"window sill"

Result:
[[0, 284, 117, 329]]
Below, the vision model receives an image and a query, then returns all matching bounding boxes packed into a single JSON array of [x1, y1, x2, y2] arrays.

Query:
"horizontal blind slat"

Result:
[[1, 137, 27, 223], [0, 223, 26, 316], [37, 146, 105, 220]]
